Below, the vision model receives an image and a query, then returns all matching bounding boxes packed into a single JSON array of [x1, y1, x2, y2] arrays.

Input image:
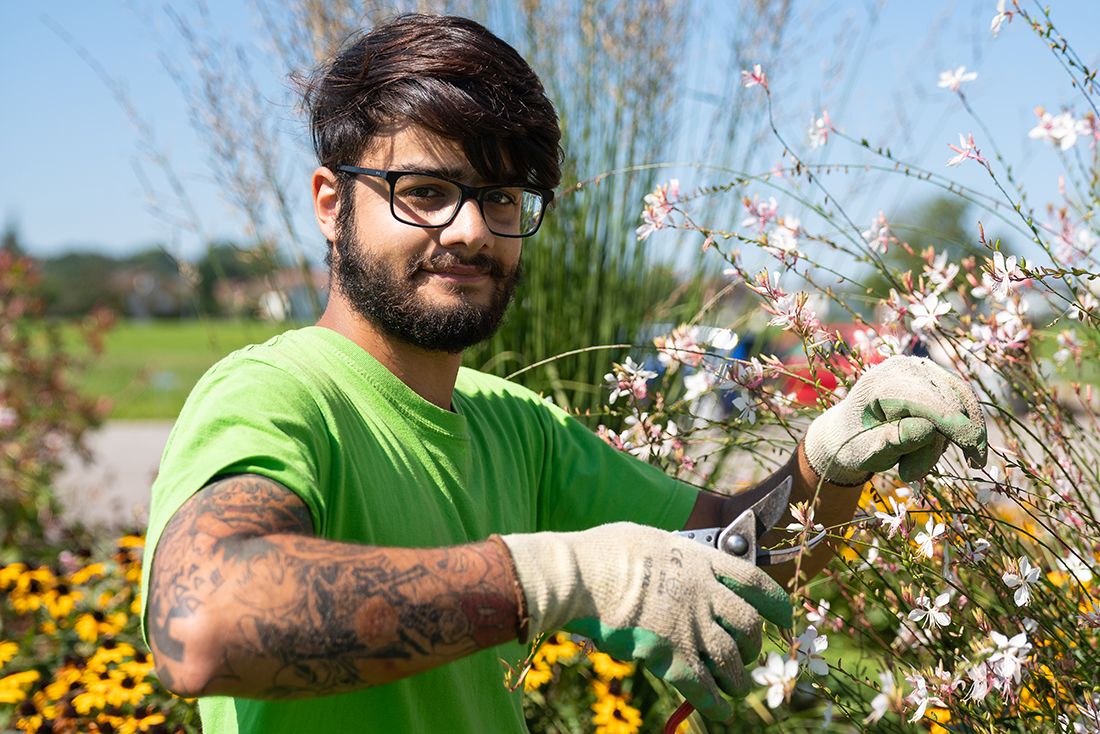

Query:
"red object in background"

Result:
[[780, 323, 889, 405]]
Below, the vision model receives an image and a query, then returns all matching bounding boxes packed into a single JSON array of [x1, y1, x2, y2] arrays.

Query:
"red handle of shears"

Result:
[[663, 700, 694, 734]]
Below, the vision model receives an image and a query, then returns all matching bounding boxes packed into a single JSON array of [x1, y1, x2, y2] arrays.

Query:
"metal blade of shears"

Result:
[[677, 475, 824, 566]]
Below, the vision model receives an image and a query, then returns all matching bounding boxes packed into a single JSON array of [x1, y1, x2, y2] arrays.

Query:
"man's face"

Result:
[[332, 126, 523, 354]]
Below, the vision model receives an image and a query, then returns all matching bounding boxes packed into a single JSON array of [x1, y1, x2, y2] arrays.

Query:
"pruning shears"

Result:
[[664, 475, 826, 734]]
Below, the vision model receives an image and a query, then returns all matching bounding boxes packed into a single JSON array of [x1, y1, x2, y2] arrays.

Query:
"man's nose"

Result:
[[441, 198, 493, 251]]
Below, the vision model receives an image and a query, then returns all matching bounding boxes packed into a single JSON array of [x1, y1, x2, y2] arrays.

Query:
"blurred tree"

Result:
[[1, 221, 25, 256]]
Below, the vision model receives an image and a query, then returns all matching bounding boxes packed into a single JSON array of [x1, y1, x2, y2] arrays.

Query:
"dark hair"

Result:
[[302, 14, 562, 190]]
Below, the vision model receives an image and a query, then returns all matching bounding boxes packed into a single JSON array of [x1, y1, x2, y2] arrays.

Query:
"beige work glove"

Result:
[[498, 522, 792, 721], [804, 355, 987, 485]]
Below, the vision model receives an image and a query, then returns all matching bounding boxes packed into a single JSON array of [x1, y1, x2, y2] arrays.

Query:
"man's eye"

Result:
[[402, 186, 446, 199], [485, 189, 519, 206]]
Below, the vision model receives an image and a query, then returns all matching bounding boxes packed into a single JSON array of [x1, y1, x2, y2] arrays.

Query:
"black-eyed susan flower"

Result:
[[9, 565, 56, 614], [591, 691, 642, 734], [72, 674, 112, 715], [44, 664, 82, 701], [588, 651, 634, 680], [523, 660, 553, 692], [75, 610, 128, 644], [0, 640, 18, 666], [86, 640, 136, 673], [70, 562, 107, 586], [0, 669, 41, 704], [43, 582, 84, 619], [536, 633, 580, 666]]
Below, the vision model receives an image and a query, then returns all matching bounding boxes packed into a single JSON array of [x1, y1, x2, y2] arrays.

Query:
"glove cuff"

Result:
[[487, 534, 530, 643], [497, 531, 590, 640]]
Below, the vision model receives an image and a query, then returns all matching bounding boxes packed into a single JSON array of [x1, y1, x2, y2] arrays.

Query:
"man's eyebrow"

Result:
[[394, 162, 473, 181], [393, 162, 521, 185]]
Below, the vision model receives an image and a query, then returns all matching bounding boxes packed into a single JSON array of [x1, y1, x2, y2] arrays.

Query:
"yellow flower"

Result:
[[72, 675, 111, 715], [0, 669, 41, 704], [104, 668, 155, 708], [43, 583, 84, 619], [535, 633, 581, 666], [9, 566, 55, 614], [589, 651, 635, 680], [118, 534, 146, 549], [0, 562, 27, 589], [0, 640, 18, 667], [75, 610, 129, 643], [925, 707, 950, 734], [44, 664, 82, 701], [70, 562, 107, 586], [39, 621, 57, 635], [87, 640, 137, 673], [592, 693, 642, 734], [523, 660, 554, 691]]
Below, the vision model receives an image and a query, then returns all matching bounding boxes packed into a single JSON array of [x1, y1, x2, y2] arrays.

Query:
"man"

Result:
[[141, 13, 987, 733]]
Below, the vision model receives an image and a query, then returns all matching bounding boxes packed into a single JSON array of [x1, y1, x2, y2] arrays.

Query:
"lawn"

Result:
[[70, 319, 291, 420]]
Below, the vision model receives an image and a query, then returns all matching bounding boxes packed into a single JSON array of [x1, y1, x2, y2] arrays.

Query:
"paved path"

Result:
[[57, 421, 174, 529]]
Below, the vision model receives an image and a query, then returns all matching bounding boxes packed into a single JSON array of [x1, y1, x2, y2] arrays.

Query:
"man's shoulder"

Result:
[[455, 367, 550, 406]]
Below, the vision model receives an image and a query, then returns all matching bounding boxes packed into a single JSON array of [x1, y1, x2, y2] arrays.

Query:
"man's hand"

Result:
[[804, 355, 987, 485], [497, 523, 792, 721]]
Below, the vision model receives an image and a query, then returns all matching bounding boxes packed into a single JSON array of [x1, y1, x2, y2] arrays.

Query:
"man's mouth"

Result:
[[416, 253, 502, 282]]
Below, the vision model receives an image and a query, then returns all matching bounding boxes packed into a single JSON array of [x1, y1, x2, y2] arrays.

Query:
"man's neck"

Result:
[[316, 298, 462, 411]]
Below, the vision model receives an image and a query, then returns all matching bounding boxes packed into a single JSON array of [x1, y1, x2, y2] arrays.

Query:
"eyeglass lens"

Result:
[[390, 174, 544, 236]]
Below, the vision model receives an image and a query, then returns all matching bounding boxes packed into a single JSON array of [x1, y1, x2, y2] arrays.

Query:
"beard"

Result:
[[331, 221, 521, 354]]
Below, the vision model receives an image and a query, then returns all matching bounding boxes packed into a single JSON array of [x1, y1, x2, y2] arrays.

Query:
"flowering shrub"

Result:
[[0, 250, 110, 555], [526, 2, 1100, 731], [0, 534, 197, 733]]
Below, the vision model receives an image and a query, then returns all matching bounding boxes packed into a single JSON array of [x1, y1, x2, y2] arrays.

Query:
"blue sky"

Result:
[[2, 1, 1098, 261]]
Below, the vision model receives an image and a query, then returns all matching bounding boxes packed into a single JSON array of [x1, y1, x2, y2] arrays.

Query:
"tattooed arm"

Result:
[[146, 474, 521, 698]]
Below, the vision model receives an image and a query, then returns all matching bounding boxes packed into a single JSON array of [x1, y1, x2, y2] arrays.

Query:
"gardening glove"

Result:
[[804, 354, 987, 485], [497, 522, 792, 721]]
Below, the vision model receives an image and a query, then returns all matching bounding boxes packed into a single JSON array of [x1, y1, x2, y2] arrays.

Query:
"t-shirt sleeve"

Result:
[[534, 400, 698, 532], [140, 354, 330, 634]]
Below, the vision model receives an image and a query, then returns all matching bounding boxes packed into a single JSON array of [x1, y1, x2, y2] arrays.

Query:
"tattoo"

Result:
[[147, 474, 519, 698]]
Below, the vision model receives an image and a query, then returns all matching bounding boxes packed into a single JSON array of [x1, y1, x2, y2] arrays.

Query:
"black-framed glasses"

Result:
[[336, 165, 553, 238]]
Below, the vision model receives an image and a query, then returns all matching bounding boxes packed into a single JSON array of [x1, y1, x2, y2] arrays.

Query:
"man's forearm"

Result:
[[147, 477, 521, 698]]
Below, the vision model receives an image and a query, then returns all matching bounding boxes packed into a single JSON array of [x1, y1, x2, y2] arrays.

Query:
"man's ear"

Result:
[[312, 166, 340, 243]]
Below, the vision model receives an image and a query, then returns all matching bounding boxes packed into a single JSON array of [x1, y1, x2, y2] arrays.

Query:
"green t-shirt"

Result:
[[141, 326, 697, 733]]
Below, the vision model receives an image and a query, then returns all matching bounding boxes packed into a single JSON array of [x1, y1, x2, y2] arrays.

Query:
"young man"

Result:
[[141, 14, 987, 733]]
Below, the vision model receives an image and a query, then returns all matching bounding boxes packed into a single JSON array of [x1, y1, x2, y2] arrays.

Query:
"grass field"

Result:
[[71, 320, 290, 420]]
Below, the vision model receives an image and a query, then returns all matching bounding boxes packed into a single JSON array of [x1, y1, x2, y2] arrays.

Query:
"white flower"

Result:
[[751, 652, 798, 709], [925, 251, 960, 294], [604, 357, 658, 404], [1056, 552, 1093, 585], [988, 630, 1031, 684], [967, 662, 991, 702], [785, 501, 824, 535], [865, 670, 896, 723], [987, 251, 1020, 301], [636, 179, 680, 241], [1054, 329, 1081, 365], [905, 674, 946, 723], [874, 496, 909, 538], [1002, 556, 1041, 606], [1071, 292, 1098, 321], [913, 517, 946, 558], [861, 210, 893, 254], [1029, 109, 1081, 151], [805, 599, 830, 626], [708, 328, 739, 352], [808, 110, 831, 148], [938, 66, 977, 92], [991, 0, 1013, 37], [731, 394, 757, 424], [909, 293, 951, 332], [907, 592, 952, 629], [793, 625, 829, 676], [681, 369, 712, 402]]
